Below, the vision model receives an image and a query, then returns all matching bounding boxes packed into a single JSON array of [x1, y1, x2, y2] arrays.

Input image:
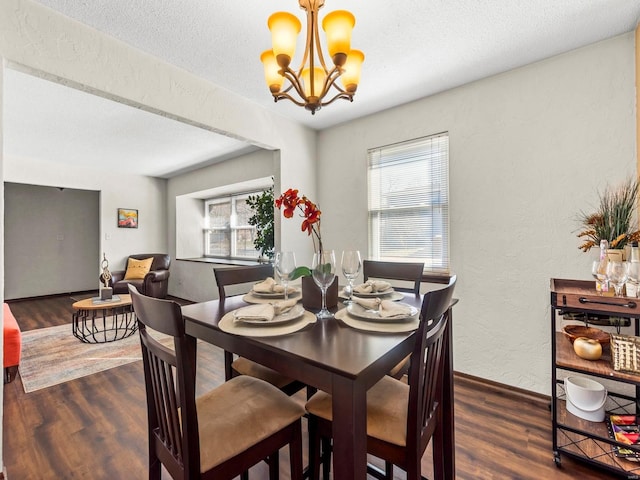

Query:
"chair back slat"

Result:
[[362, 260, 424, 294], [142, 341, 183, 461], [214, 264, 280, 382], [161, 353, 181, 459], [214, 264, 274, 300], [419, 323, 446, 429], [130, 285, 201, 480], [406, 276, 456, 450]]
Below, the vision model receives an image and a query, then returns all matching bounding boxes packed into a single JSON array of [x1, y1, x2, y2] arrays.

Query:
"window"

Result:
[[368, 133, 449, 274], [204, 192, 257, 259]]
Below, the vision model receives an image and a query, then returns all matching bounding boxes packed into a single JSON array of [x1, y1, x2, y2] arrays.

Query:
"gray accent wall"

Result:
[[4, 183, 99, 299]]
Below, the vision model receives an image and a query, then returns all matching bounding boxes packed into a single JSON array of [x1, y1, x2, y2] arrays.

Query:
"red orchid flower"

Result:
[[301, 198, 320, 235], [275, 188, 300, 218], [275, 189, 323, 250]]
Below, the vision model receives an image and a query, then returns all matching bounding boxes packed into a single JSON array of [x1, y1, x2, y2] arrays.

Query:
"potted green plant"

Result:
[[246, 186, 275, 261], [577, 177, 640, 256]]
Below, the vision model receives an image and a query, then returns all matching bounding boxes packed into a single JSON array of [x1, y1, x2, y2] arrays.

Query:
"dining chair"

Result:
[[214, 265, 307, 396], [362, 260, 424, 294], [305, 276, 456, 480], [363, 260, 425, 378], [129, 285, 305, 480]]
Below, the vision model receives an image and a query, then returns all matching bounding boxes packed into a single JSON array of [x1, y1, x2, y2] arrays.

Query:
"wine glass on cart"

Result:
[[606, 261, 629, 297], [626, 261, 640, 298]]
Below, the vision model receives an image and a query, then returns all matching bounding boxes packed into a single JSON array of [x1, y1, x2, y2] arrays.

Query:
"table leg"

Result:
[[442, 307, 456, 480], [72, 306, 137, 344], [331, 376, 367, 480]]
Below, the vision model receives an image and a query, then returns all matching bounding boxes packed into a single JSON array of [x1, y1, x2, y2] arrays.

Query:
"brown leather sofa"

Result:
[[100, 254, 171, 299]]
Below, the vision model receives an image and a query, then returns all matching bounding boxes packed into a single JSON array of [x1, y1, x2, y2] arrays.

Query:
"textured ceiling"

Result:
[[4, 69, 258, 178], [5, 0, 640, 177]]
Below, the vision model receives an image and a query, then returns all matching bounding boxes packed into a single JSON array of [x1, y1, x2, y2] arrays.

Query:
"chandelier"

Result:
[[260, 0, 364, 115]]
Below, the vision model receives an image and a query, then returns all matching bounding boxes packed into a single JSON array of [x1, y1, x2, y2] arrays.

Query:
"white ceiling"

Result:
[[4, 69, 260, 178], [5, 0, 640, 178]]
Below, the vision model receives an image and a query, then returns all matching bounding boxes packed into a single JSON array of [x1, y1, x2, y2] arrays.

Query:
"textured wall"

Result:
[[317, 33, 637, 395]]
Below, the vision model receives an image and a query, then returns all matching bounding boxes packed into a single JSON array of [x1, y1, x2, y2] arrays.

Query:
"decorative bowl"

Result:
[[563, 325, 610, 345]]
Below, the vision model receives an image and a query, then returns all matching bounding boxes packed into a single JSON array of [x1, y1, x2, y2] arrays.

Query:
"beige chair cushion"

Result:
[[305, 375, 409, 447], [388, 355, 410, 378], [232, 357, 296, 389], [196, 375, 305, 472]]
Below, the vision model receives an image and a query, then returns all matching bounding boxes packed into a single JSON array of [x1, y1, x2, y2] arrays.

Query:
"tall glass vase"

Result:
[[311, 250, 336, 319]]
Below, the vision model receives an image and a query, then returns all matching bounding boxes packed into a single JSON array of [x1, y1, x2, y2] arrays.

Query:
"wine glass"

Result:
[[606, 261, 629, 297], [274, 251, 296, 301], [312, 250, 336, 319], [626, 261, 640, 298], [341, 250, 362, 304]]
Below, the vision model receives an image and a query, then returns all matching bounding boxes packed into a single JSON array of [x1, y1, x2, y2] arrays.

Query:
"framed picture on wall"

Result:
[[117, 208, 138, 228]]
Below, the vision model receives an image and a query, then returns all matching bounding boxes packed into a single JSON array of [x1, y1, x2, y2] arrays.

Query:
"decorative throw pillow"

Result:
[[124, 257, 154, 280]]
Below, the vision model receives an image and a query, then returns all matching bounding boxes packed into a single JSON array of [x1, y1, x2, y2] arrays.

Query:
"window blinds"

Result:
[[367, 133, 449, 273]]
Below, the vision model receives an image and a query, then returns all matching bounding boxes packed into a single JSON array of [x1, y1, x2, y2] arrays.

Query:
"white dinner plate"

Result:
[[220, 310, 317, 337], [341, 289, 404, 302], [335, 309, 419, 333], [233, 303, 305, 325], [250, 287, 299, 299], [243, 291, 301, 304], [352, 288, 395, 298], [347, 302, 418, 322]]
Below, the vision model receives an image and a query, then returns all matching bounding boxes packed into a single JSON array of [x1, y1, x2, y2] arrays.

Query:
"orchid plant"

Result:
[[275, 188, 323, 279]]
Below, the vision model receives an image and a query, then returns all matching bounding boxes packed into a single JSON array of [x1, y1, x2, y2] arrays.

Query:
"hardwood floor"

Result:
[[3, 295, 620, 479]]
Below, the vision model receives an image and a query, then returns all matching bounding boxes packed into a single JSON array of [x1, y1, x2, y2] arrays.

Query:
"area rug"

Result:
[[18, 323, 172, 393]]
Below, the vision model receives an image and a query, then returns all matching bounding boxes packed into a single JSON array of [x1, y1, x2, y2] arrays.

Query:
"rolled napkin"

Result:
[[271, 298, 298, 315], [252, 277, 285, 294], [353, 280, 393, 294], [352, 296, 381, 310], [371, 280, 392, 292], [232, 304, 275, 323], [378, 300, 414, 318], [353, 282, 373, 294]]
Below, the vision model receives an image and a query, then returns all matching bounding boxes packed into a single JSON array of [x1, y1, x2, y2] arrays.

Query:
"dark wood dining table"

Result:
[[181, 292, 456, 480]]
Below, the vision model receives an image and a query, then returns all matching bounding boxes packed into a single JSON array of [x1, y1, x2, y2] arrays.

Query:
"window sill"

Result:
[[421, 273, 452, 284], [177, 257, 270, 267]]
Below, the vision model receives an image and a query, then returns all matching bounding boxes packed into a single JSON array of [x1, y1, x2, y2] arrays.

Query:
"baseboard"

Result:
[[7, 292, 192, 305], [6, 290, 95, 303], [454, 371, 550, 407]]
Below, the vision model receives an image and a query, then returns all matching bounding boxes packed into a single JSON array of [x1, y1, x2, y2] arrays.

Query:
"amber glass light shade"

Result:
[[322, 10, 355, 66], [340, 49, 364, 93], [260, 50, 284, 93], [262, 2, 362, 114], [268, 12, 302, 67], [302, 67, 326, 98]]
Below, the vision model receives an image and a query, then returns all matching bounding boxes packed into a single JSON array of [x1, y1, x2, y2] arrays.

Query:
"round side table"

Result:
[[72, 294, 137, 343]]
